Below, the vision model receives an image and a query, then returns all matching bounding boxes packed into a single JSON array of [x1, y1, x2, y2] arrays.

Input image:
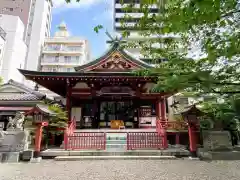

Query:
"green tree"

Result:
[[66, 0, 240, 96], [41, 103, 68, 147], [47, 103, 68, 133]]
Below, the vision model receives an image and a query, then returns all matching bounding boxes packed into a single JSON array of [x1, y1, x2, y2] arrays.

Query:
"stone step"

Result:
[[106, 140, 126, 144], [198, 150, 240, 160], [106, 144, 126, 147], [41, 149, 190, 157], [233, 145, 240, 151], [54, 155, 177, 161]]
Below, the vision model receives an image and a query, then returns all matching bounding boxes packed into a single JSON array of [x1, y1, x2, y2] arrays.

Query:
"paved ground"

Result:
[[0, 160, 240, 180]]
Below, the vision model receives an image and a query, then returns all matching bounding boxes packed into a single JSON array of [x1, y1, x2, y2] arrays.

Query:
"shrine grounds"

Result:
[[0, 159, 240, 180]]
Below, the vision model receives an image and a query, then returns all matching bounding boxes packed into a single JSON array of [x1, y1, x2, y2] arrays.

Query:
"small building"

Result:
[[0, 79, 50, 130]]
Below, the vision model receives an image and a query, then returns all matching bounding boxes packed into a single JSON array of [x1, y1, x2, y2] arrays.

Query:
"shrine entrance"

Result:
[[99, 100, 135, 128]]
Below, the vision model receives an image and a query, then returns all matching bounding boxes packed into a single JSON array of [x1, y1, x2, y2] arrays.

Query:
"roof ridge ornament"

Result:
[[105, 31, 125, 46]]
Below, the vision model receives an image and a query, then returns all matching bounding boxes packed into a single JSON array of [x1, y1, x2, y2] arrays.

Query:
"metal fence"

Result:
[[66, 132, 106, 150]]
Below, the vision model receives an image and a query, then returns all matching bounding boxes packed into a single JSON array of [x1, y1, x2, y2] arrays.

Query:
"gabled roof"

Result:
[[25, 104, 56, 116], [0, 79, 46, 101], [75, 42, 153, 72]]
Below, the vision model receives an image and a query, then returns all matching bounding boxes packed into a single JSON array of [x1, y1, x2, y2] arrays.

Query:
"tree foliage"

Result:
[[124, 0, 240, 95], [65, 0, 240, 96], [200, 94, 240, 130], [47, 103, 68, 132]]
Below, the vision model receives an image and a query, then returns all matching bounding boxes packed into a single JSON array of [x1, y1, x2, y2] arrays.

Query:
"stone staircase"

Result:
[[54, 132, 190, 161], [106, 133, 127, 151]]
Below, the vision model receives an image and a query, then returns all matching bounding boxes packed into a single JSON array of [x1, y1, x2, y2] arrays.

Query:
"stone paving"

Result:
[[0, 160, 240, 180]]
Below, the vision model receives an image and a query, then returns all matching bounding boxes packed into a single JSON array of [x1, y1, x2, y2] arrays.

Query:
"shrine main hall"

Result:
[[19, 42, 173, 130]]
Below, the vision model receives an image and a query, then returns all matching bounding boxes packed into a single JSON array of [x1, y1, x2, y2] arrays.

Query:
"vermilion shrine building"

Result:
[[19, 42, 199, 153]]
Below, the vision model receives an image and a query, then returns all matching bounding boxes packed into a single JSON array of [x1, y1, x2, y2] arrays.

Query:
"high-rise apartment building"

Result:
[[0, 15, 27, 83], [40, 22, 91, 73], [0, 0, 52, 72], [114, 1, 191, 119], [0, 26, 6, 75], [114, 0, 159, 58]]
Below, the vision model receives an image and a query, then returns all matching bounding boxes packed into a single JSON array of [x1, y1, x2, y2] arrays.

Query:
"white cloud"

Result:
[[52, 0, 109, 13]]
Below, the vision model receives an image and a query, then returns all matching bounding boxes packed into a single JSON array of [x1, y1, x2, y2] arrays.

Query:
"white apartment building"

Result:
[[0, 0, 53, 72], [0, 15, 27, 83], [41, 22, 91, 72], [0, 27, 6, 74]]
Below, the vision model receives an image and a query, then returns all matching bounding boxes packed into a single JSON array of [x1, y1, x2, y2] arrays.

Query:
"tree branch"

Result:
[[222, 9, 240, 18]]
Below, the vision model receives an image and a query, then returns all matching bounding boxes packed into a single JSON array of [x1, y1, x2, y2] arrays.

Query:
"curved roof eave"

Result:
[[74, 42, 153, 71]]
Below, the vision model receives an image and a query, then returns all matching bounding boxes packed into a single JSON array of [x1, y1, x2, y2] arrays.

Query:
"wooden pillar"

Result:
[[66, 84, 72, 122], [155, 98, 161, 120], [188, 122, 197, 157], [160, 98, 166, 121], [175, 133, 180, 145], [92, 99, 98, 128]]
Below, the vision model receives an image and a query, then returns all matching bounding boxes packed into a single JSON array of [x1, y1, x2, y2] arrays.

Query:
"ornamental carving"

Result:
[[92, 52, 139, 71], [97, 86, 135, 96]]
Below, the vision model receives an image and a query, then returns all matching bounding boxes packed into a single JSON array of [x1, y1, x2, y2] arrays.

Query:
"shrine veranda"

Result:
[[19, 42, 199, 152]]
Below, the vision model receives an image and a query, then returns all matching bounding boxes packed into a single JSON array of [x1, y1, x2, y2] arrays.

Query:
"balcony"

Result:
[[41, 56, 82, 66], [41, 67, 75, 72], [43, 44, 83, 54]]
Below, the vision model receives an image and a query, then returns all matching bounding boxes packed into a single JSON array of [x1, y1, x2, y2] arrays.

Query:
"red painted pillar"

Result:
[[188, 122, 197, 157], [161, 98, 168, 149], [34, 122, 48, 158], [64, 129, 68, 150], [34, 125, 43, 157], [156, 98, 168, 149]]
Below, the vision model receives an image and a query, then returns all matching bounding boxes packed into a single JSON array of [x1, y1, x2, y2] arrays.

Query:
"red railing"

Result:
[[64, 116, 76, 150], [67, 132, 106, 150], [127, 132, 163, 150], [156, 119, 168, 149]]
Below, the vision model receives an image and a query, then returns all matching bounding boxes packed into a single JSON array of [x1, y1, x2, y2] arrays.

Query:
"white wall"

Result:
[[0, 33, 6, 74], [0, 15, 27, 83], [24, 0, 51, 71]]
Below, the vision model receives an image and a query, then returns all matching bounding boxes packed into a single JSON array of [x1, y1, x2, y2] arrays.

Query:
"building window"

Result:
[[66, 68, 72, 72], [52, 68, 58, 72], [4, 7, 14, 11], [64, 56, 71, 63], [68, 46, 82, 51], [55, 56, 59, 62]]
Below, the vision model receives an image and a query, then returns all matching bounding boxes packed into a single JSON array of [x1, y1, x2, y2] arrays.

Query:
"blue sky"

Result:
[[51, 0, 114, 58]]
